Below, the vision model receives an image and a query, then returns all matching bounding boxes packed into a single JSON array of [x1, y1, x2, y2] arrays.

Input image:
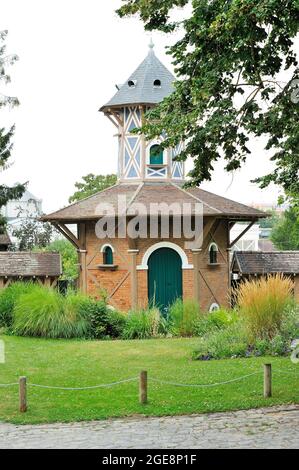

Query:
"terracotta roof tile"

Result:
[[41, 182, 267, 222]]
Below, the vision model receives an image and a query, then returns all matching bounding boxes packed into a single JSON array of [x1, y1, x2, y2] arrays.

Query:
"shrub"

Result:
[[13, 287, 90, 338], [235, 274, 293, 340], [169, 299, 200, 337], [193, 323, 249, 360], [83, 299, 126, 339], [122, 307, 166, 339], [194, 308, 238, 337], [193, 304, 299, 360], [0, 282, 39, 327]]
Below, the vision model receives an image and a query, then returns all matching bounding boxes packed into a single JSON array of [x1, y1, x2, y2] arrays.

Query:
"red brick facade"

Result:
[[81, 217, 230, 312]]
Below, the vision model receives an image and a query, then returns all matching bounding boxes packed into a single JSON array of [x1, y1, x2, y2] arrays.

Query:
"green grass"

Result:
[[0, 335, 298, 425]]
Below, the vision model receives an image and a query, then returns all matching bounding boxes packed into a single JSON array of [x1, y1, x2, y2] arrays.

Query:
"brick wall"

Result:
[[82, 218, 230, 312]]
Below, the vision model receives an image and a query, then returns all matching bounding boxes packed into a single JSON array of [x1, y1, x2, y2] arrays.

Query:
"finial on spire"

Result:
[[149, 37, 154, 50]]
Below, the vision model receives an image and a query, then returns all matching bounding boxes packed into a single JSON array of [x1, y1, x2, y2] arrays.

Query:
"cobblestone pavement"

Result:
[[0, 405, 298, 449]]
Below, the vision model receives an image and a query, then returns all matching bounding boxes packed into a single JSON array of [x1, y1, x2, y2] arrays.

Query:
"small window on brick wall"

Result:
[[209, 303, 220, 313], [209, 243, 218, 264], [103, 246, 113, 265]]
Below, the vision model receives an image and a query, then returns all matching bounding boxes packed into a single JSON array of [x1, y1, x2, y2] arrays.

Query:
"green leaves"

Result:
[[117, 0, 299, 196], [69, 173, 117, 203], [0, 31, 25, 231], [271, 207, 299, 250]]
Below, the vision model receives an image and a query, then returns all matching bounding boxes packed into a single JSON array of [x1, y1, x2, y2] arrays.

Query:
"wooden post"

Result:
[[19, 376, 27, 412], [139, 370, 147, 405], [128, 249, 139, 310], [264, 364, 272, 398], [192, 249, 201, 304], [78, 249, 87, 294]]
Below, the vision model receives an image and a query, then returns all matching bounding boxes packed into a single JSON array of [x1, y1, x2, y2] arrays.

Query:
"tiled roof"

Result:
[[100, 47, 175, 111], [258, 239, 276, 252], [0, 252, 62, 277], [232, 251, 299, 275], [0, 233, 11, 246], [41, 182, 266, 222]]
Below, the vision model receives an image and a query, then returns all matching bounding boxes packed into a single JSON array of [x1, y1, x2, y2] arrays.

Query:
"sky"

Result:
[[1, 0, 283, 214]]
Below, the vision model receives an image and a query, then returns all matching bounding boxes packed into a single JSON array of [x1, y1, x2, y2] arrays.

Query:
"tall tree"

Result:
[[271, 207, 299, 250], [69, 173, 117, 203], [0, 30, 25, 231], [36, 239, 78, 281], [117, 1, 299, 200], [11, 216, 56, 251]]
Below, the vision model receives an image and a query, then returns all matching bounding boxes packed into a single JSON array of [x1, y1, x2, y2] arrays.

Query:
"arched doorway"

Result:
[[148, 247, 182, 314]]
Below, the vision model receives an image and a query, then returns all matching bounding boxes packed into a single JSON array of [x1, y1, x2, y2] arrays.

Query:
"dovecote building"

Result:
[[42, 43, 266, 313]]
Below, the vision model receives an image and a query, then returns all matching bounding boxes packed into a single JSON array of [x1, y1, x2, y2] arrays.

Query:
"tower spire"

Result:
[[148, 37, 154, 51]]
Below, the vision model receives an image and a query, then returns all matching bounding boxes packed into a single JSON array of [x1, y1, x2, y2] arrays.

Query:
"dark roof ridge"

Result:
[[235, 250, 299, 254]]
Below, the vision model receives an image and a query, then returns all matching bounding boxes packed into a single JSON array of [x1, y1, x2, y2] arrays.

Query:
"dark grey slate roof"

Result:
[[0, 252, 62, 277], [232, 251, 299, 275], [100, 45, 175, 111]]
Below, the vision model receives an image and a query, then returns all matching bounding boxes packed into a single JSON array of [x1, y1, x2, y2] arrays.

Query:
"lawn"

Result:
[[0, 335, 298, 424]]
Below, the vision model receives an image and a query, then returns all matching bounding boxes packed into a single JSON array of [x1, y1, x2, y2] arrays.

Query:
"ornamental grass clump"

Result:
[[235, 274, 293, 341], [13, 287, 90, 339], [169, 298, 200, 337], [0, 282, 40, 328], [122, 307, 165, 339]]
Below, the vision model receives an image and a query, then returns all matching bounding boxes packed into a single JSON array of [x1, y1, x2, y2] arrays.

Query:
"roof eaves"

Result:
[[40, 182, 121, 222]]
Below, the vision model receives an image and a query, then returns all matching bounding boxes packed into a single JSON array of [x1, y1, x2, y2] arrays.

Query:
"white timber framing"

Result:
[[229, 219, 258, 249]]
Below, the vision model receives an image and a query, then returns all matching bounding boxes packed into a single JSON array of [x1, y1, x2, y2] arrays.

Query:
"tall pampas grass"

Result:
[[13, 287, 90, 338], [234, 274, 293, 340]]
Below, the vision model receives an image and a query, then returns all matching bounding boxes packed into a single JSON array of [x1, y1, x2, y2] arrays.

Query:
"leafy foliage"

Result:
[[0, 31, 25, 231], [168, 298, 200, 336], [258, 209, 280, 229], [193, 308, 238, 336], [81, 299, 127, 339], [117, 1, 299, 198], [271, 207, 299, 250], [69, 173, 117, 203], [193, 304, 299, 360], [12, 217, 55, 251], [193, 322, 249, 360], [38, 239, 78, 281], [0, 30, 19, 109]]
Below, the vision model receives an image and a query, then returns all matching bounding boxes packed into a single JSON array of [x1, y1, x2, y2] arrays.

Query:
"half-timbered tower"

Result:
[[43, 43, 266, 313]]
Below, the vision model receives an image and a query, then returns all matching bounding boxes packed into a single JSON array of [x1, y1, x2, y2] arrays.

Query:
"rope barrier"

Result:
[[150, 371, 262, 388], [272, 369, 299, 377], [27, 376, 138, 391], [0, 382, 18, 387], [0, 367, 297, 392]]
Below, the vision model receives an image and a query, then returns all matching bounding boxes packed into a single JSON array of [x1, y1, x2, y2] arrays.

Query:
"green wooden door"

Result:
[[148, 247, 182, 315]]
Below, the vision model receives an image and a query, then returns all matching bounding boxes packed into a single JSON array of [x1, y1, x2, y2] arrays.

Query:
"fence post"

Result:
[[264, 364, 272, 398], [139, 371, 147, 405], [19, 376, 27, 412]]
